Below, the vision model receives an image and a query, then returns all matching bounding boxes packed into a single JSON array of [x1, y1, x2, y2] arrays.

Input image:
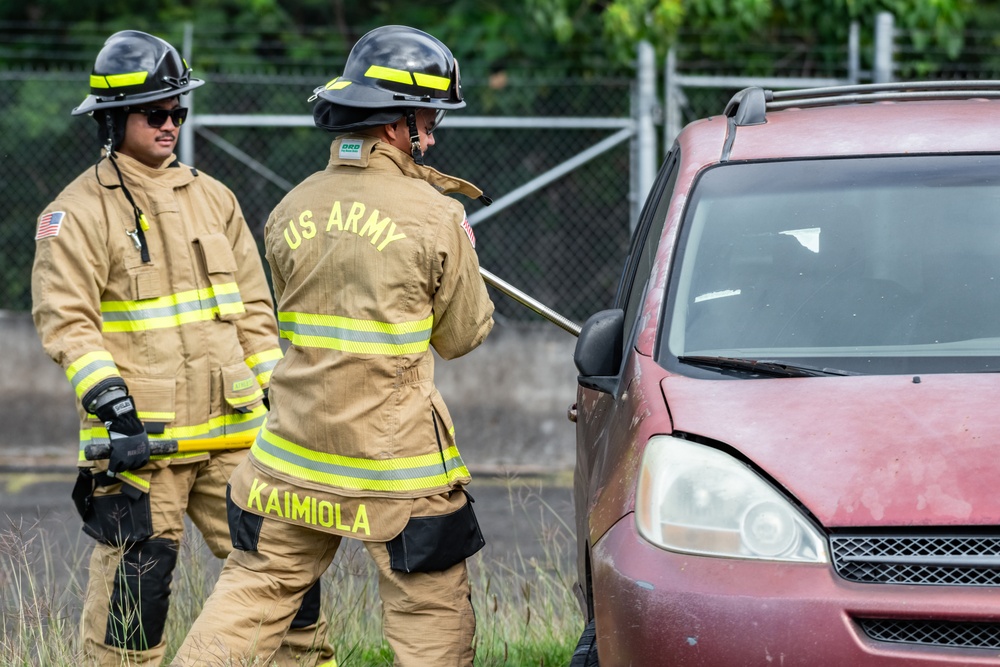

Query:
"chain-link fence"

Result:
[[5, 21, 1000, 325], [1, 26, 637, 326]]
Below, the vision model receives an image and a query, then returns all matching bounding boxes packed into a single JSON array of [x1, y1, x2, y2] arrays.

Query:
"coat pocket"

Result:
[[222, 362, 264, 413], [195, 233, 245, 321], [125, 376, 176, 435], [129, 269, 164, 301]]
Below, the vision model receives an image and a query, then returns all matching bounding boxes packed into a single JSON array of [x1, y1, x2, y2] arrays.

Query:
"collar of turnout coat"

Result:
[[99, 149, 199, 188], [328, 134, 484, 201]]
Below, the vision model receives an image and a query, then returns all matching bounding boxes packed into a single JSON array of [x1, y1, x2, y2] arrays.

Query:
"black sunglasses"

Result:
[[128, 107, 188, 128]]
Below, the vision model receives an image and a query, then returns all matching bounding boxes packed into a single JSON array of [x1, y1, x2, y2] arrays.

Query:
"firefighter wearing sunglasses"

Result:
[[175, 25, 494, 666], [29, 30, 333, 666]]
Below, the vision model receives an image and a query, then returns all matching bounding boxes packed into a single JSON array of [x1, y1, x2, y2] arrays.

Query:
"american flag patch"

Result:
[[460, 214, 476, 248], [35, 211, 65, 240]]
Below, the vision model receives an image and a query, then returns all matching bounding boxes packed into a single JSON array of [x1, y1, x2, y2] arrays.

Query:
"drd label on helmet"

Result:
[[339, 140, 364, 160]]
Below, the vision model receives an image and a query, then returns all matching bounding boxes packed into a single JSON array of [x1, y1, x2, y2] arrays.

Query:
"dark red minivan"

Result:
[[570, 82, 1000, 666]]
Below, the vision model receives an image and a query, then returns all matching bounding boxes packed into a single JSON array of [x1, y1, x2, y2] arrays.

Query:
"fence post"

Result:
[[663, 46, 679, 160], [179, 21, 195, 165], [631, 40, 657, 232], [874, 12, 895, 83], [848, 21, 860, 84]]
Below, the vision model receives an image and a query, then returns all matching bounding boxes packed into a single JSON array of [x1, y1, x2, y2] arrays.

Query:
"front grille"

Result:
[[830, 534, 1000, 586], [859, 618, 1000, 649]]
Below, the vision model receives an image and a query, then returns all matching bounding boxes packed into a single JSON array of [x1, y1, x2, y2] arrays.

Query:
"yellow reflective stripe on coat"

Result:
[[252, 426, 470, 492], [117, 470, 150, 492], [278, 311, 432, 355], [140, 411, 176, 422], [100, 283, 245, 332], [245, 347, 283, 385], [78, 405, 267, 461], [226, 387, 265, 412], [66, 350, 120, 400]]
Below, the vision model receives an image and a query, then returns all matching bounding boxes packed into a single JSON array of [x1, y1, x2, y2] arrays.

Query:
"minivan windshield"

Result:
[[662, 155, 1000, 376]]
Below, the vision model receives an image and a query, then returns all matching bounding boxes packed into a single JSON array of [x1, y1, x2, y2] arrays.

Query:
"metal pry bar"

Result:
[[480, 267, 581, 337]]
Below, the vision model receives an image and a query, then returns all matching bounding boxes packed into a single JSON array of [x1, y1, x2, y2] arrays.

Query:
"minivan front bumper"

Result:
[[590, 514, 1000, 666]]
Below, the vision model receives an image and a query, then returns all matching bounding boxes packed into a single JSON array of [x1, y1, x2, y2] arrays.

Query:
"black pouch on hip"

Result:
[[72, 469, 151, 546], [387, 490, 486, 573]]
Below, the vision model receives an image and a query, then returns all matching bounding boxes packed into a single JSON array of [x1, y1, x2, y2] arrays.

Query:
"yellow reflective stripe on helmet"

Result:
[[364, 65, 450, 92], [246, 347, 284, 386], [365, 65, 413, 85], [91, 71, 149, 89], [324, 77, 351, 91], [252, 426, 470, 493], [101, 283, 245, 332], [413, 72, 450, 91], [66, 351, 121, 400], [278, 311, 433, 355], [79, 405, 267, 460]]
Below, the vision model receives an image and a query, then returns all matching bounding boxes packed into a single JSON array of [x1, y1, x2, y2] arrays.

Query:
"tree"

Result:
[[0, 0, 983, 76]]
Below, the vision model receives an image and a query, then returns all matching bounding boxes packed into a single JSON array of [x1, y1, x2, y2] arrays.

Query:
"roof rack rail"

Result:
[[723, 87, 768, 126], [725, 81, 1000, 125]]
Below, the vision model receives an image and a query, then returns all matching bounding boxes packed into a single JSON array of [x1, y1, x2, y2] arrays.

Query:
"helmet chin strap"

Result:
[[103, 113, 117, 157], [405, 109, 424, 165], [96, 111, 151, 263]]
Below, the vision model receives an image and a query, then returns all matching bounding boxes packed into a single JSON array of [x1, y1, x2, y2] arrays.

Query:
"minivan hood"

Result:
[[661, 373, 1000, 528]]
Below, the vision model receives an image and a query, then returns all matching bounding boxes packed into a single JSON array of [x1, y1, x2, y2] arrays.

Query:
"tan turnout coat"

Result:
[[31, 151, 283, 491], [229, 135, 494, 541]]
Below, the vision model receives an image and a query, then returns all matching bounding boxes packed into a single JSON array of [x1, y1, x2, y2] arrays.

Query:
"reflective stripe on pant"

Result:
[[174, 493, 475, 667], [80, 450, 331, 667]]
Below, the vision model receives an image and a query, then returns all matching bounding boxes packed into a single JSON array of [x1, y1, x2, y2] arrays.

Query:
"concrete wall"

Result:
[[0, 310, 579, 471]]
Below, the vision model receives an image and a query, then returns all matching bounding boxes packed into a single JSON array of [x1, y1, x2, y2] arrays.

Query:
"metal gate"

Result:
[[180, 38, 661, 324]]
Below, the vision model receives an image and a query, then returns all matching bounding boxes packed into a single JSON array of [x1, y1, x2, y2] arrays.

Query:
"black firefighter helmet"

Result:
[[73, 30, 204, 149], [312, 25, 464, 137]]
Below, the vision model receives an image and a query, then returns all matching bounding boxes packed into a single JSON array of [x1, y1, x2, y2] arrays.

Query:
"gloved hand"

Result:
[[93, 389, 150, 474]]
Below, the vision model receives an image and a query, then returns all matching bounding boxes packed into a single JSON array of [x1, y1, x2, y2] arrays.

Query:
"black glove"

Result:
[[93, 389, 150, 474]]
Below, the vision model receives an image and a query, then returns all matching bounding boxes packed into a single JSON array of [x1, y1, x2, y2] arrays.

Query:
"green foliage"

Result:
[[0, 0, 985, 73]]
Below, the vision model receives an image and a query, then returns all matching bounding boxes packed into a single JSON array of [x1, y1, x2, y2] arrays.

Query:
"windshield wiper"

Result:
[[677, 355, 859, 378]]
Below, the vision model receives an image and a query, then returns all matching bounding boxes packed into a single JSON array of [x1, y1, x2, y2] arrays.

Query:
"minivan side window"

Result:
[[618, 152, 680, 358]]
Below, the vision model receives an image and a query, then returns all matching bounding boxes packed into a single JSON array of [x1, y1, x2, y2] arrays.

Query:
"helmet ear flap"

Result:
[[313, 98, 403, 132], [93, 109, 128, 151]]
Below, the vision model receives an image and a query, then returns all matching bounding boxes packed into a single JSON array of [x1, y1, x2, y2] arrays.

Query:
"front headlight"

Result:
[[635, 436, 828, 563]]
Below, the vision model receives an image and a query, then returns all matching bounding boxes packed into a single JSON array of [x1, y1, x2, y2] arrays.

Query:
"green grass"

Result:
[[0, 477, 583, 666]]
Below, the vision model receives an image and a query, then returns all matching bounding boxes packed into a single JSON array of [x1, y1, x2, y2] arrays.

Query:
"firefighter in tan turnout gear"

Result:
[[175, 25, 495, 666], [30, 30, 332, 666]]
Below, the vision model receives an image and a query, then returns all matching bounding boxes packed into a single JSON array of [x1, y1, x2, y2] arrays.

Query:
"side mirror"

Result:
[[574, 309, 624, 394]]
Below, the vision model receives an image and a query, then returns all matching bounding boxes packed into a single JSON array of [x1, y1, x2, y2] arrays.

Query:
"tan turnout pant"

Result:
[[80, 450, 333, 666], [173, 493, 476, 667]]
